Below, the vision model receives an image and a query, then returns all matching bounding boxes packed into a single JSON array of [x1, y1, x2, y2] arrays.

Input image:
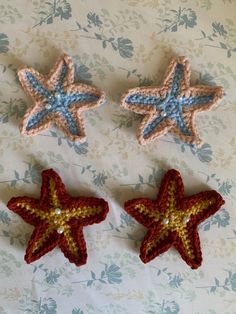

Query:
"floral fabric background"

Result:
[[0, 0, 236, 313]]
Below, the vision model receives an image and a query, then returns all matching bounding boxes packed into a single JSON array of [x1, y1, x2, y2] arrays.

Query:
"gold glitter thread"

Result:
[[16, 203, 47, 219], [64, 206, 103, 220], [175, 198, 216, 259], [32, 225, 55, 254], [185, 199, 215, 217], [140, 179, 216, 259], [175, 226, 194, 259], [49, 178, 61, 208], [17, 200, 103, 256], [168, 181, 177, 210], [63, 225, 78, 256], [17, 180, 104, 258], [134, 204, 160, 221], [134, 181, 177, 221], [17, 202, 103, 223], [146, 227, 169, 253]]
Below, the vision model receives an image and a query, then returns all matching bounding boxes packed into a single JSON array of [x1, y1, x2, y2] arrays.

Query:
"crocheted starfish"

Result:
[[121, 56, 224, 145], [18, 54, 105, 142], [124, 169, 224, 269], [7, 169, 109, 266]]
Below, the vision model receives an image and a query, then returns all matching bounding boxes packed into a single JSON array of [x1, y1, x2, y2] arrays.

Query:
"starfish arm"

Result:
[[64, 197, 109, 225], [21, 106, 53, 136], [7, 196, 46, 225], [18, 67, 51, 101], [21, 105, 82, 141], [183, 85, 224, 111], [138, 113, 173, 144], [39, 169, 68, 207], [173, 190, 224, 269], [174, 227, 203, 269], [140, 225, 173, 263], [40, 170, 106, 218], [157, 169, 185, 206], [54, 110, 86, 142], [121, 87, 163, 114], [170, 111, 201, 145], [124, 198, 159, 228], [57, 107, 81, 140], [59, 225, 87, 267], [25, 224, 59, 263], [182, 190, 225, 224], [18, 68, 54, 136], [65, 84, 105, 110], [162, 56, 190, 97], [168, 85, 224, 146], [21, 88, 105, 142], [170, 82, 222, 144], [47, 54, 74, 91], [173, 110, 192, 136]]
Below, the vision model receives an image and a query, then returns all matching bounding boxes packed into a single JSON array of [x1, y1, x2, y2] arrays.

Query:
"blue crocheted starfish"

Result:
[[121, 56, 224, 145], [18, 54, 105, 142]]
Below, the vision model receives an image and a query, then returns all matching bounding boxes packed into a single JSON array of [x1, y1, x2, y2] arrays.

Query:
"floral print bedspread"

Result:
[[0, 1, 236, 313]]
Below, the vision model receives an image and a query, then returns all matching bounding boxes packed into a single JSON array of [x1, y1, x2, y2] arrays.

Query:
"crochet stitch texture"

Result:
[[124, 169, 224, 269], [121, 56, 224, 145], [7, 169, 109, 266], [18, 54, 105, 142]]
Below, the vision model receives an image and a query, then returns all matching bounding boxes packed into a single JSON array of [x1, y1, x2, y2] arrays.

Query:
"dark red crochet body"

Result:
[[124, 169, 224, 269], [7, 169, 109, 266]]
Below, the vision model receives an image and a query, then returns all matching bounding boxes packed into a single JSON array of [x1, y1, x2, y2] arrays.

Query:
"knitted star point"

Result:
[[7, 169, 109, 266], [124, 169, 224, 269], [121, 56, 224, 145], [18, 53, 105, 142]]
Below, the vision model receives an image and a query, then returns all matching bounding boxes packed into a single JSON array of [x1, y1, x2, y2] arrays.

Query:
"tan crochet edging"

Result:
[[121, 56, 224, 146], [18, 53, 106, 143]]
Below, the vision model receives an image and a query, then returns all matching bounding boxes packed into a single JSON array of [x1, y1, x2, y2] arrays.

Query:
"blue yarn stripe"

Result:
[[24, 64, 101, 137], [125, 63, 216, 140], [143, 111, 191, 138], [170, 63, 184, 97], [180, 94, 214, 106], [125, 93, 214, 109], [65, 93, 99, 107], [26, 107, 80, 135], [125, 93, 161, 105], [26, 110, 49, 130], [25, 72, 51, 99], [25, 93, 99, 133], [174, 112, 191, 135], [55, 62, 68, 92], [59, 107, 80, 135], [143, 115, 165, 138]]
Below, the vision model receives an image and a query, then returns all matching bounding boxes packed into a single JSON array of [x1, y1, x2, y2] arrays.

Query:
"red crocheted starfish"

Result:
[[124, 169, 224, 269], [7, 169, 109, 266]]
